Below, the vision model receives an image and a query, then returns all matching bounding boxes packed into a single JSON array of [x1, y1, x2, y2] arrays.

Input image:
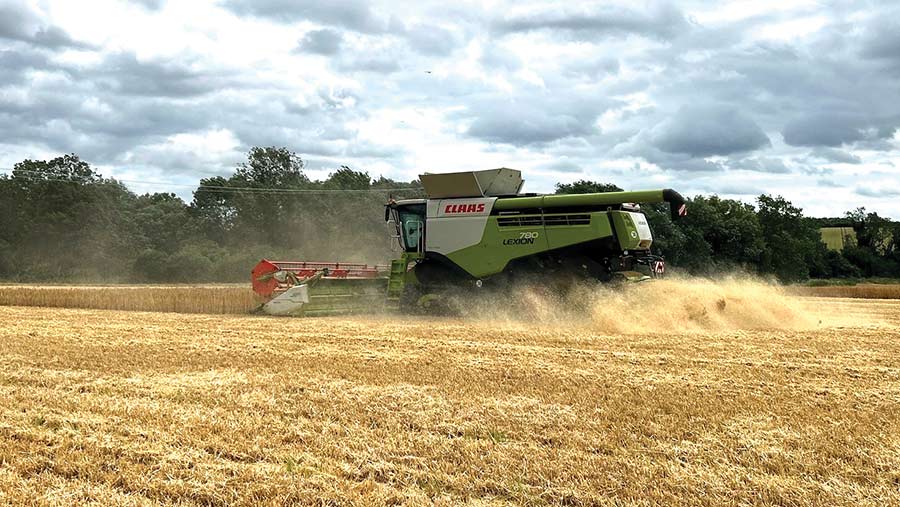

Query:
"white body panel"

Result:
[[425, 197, 496, 255], [627, 211, 653, 249], [262, 285, 309, 315]]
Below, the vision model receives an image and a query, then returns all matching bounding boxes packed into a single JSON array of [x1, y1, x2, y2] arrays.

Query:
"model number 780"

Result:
[[519, 232, 539, 239]]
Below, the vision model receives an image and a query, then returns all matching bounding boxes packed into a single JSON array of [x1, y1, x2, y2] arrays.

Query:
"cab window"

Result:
[[397, 204, 425, 252]]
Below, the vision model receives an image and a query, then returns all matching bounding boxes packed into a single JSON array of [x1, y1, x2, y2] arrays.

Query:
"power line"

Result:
[[0, 167, 424, 195]]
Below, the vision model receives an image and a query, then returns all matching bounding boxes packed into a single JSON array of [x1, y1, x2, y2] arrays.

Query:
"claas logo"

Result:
[[444, 203, 486, 214]]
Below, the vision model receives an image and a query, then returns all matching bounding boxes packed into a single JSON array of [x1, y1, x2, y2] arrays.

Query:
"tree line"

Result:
[[1, 147, 897, 283]]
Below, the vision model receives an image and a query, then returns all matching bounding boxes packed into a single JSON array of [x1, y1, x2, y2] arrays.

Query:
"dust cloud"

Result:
[[467, 276, 831, 334]]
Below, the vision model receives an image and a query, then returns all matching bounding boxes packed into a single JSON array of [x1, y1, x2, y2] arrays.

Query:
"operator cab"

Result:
[[385, 199, 426, 253]]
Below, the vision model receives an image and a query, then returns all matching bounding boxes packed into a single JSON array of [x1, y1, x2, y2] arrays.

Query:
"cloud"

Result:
[[856, 187, 900, 198], [0, 3, 37, 41], [650, 105, 771, 157], [131, 0, 166, 10], [860, 15, 900, 62], [479, 43, 521, 71], [782, 113, 865, 147], [465, 96, 607, 146], [717, 184, 764, 196], [563, 57, 620, 80], [493, 3, 690, 41], [545, 159, 582, 173], [297, 28, 343, 55], [80, 52, 235, 98], [0, 48, 50, 86], [808, 147, 861, 164], [403, 24, 460, 56], [220, 0, 383, 33], [817, 178, 842, 188], [0, 3, 89, 49], [782, 113, 899, 148], [468, 110, 592, 145], [336, 53, 401, 74], [731, 157, 791, 174]]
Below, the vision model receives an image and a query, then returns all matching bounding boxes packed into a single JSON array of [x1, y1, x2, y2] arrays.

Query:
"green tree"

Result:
[[190, 147, 314, 250], [133, 193, 196, 254], [234, 147, 309, 187], [323, 166, 371, 190], [3, 154, 141, 281], [669, 196, 764, 274], [756, 195, 828, 282], [190, 175, 235, 237], [554, 180, 622, 194], [846, 208, 893, 253], [842, 208, 900, 277]]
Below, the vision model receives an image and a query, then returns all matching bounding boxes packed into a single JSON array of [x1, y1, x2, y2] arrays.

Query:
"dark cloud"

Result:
[[854, 137, 897, 151], [220, 0, 383, 33], [464, 92, 616, 146], [0, 3, 36, 41], [0, 87, 214, 161], [860, 16, 900, 62], [641, 150, 728, 172], [0, 3, 89, 49], [856, 187, 900, 198], [651, 105, 771, 157], [782, 113, 896, 147], [730, 157, 790, 174], [0, 48, 50, 86], [494, 3, 690, 41], [297, 29, 343, 55], [79, 52, 234, 98], [808, 147, 861, 164], [817, 178, 842, 188], [468, 109, 593, 145]]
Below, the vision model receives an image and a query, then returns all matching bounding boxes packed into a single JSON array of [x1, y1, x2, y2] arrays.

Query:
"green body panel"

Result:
[[445, 211, 618, 278], [387, 252, 421, 300], [294, 277, 391, 316], [610, 211, 642, 250], [544, 213, 614, 250], [445, 216, 548, 277], [492, 190, 666, 211]]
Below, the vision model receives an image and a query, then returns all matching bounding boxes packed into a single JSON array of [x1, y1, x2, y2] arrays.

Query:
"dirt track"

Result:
[[1, 296, 899, 506]]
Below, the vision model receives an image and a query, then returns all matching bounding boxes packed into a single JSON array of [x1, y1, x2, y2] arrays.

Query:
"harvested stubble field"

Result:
[[1, 280, 899, 506]]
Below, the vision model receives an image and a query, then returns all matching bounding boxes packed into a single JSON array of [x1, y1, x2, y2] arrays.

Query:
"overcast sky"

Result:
[[1, 0, 898, 217]]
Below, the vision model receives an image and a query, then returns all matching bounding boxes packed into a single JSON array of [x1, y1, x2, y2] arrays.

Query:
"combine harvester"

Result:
[[251, 168, 687, 315]]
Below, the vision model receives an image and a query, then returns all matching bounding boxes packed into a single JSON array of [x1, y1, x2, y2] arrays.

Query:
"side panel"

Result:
[[445, 211, 617, 278], [446, 216, 548, 277], [544, 212, 614, 250], [425, 197, 496, 255], [610, 211, 653, 250], [631, 212, 653, 249]]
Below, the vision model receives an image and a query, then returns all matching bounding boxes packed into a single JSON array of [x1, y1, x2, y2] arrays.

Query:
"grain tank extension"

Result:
[[251, 168, 687, 315]]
